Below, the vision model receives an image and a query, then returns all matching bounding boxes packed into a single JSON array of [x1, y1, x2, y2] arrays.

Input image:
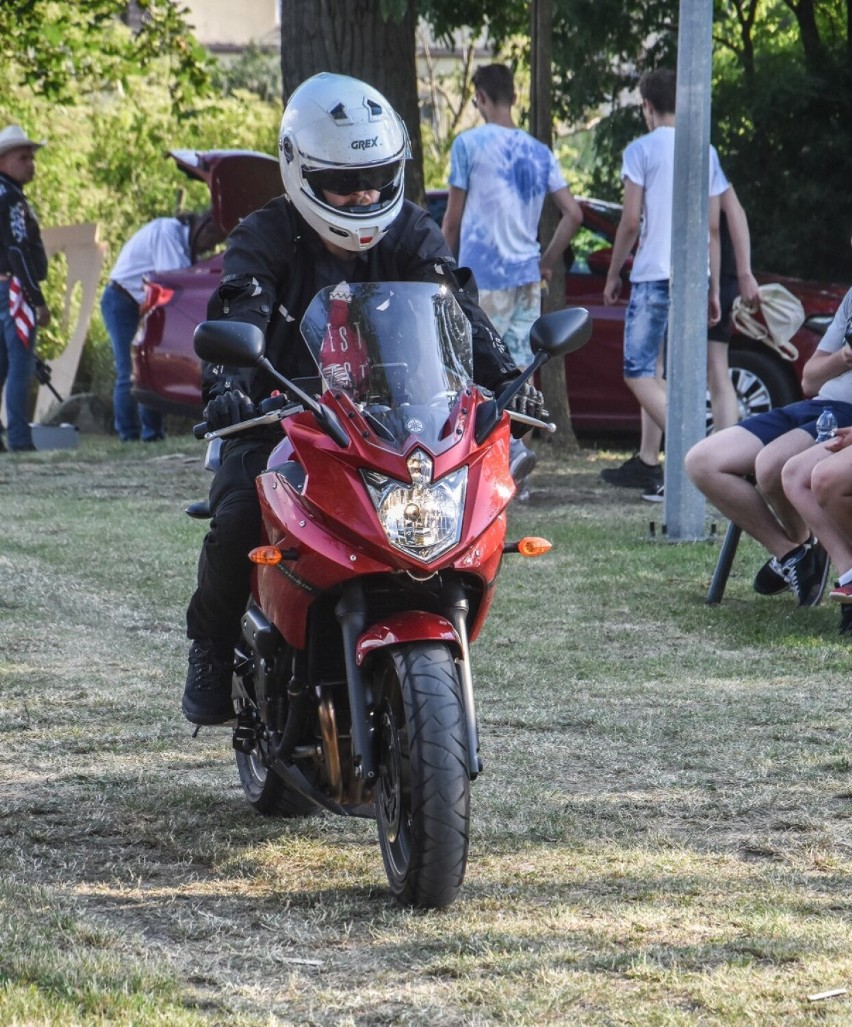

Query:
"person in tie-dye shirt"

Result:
[[442, 64, 581, 495], [442, 64, 581, 369]]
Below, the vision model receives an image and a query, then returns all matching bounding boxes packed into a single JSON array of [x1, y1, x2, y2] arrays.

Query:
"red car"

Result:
[[133, 151, 847, 431], [132, 149, 282, 417]]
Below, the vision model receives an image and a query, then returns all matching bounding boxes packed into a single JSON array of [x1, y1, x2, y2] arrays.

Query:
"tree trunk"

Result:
[[280, 0, 424, 203], [782, 0, 824, 69], [530, 0, 577, 451], [726, 0, 759, 92]]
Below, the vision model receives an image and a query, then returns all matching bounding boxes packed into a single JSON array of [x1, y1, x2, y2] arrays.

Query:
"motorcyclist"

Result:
[[183, 72, 540, 725]]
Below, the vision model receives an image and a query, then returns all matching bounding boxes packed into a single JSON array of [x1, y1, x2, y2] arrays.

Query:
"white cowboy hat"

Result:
[[0, 124, 46, 158]]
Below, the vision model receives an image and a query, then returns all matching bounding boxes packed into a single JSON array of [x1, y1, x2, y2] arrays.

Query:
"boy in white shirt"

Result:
[[601, 68, 729, 492]]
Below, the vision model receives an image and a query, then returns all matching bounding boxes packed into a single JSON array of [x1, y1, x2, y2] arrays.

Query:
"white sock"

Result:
[[837, 568, 852, 587]]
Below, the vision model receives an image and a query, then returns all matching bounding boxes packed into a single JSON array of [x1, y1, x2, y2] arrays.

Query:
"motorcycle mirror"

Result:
[[529, 307, 592, 359], [193, 320, 266, 365], [193, 319, 350, 449], [475, 308, 592, 444]]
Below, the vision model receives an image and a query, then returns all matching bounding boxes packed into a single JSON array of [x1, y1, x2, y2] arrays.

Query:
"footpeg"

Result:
[[232, 716, 257, 754]]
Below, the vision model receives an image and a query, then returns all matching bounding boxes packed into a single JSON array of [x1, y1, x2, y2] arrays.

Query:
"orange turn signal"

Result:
[[249, 546, 283, 565], [517, 536, 552, 558]]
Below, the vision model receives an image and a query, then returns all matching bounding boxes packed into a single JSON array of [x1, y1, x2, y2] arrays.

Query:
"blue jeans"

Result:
[[101, 284, 163, 441], [623, 279, 670, 378], [0, 280, 36, 450]]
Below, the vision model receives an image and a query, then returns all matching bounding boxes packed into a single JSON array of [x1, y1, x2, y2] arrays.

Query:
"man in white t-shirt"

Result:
[[601, 68, 728, 493]]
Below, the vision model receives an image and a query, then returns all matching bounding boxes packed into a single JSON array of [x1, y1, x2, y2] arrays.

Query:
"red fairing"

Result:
[[252, 388, 512, 650], [356, 612, 461, 666]]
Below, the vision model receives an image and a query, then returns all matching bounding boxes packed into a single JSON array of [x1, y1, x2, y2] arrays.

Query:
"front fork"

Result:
[[335, 579, 481, 785], [440, 582, 482, 780], [335, 582, 378, 785]]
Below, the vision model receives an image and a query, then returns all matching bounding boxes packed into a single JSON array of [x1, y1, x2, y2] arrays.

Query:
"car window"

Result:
[[569, 226, 613, 275], [426, 193, 447, 226]]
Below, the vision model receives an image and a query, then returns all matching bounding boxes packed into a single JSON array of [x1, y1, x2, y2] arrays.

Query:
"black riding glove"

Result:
[[203, 388, 256, 430], [508, 381, 548, 421]]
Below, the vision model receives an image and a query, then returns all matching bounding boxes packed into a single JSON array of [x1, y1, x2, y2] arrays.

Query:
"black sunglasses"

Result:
[[307, 165, 398, 197]]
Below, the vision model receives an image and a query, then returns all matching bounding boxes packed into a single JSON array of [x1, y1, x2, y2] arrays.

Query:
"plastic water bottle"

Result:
[[816, 407, 837, 442]]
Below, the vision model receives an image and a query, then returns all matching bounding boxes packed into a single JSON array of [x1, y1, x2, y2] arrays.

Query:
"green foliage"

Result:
[[421, 0, 527, 46], [551, 0, 677, 122], [1, 70, 279, 394], [0, 0, 282, 397], [379, 0, 410, 20], [713, 50, 852, 281], [211, 44, 282, 105], [0, 0, 214, 115], [705, 0, 852, 279], [545, 0, 852, 281], [421, 121, 452, 191]]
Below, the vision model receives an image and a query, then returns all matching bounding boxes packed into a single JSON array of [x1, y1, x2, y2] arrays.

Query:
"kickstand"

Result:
[[191, 724, 201, 738]]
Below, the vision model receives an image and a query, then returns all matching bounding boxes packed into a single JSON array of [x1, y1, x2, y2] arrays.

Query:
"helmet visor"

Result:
[[306, 162, 401, 197]]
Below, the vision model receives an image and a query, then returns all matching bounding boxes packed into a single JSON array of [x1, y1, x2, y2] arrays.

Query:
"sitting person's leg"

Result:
[[814, 443, 852, 631], [782, 443, 840, 555], [814, 449, 852, 594], [752, 430, 813, 553], [687, 401, 820, 555], [785, 430, 852, 599], [685, 424, 795, 554], [751, 429, 831, 605], [783, 438, 852, 618], [687, 406, 828, 605]]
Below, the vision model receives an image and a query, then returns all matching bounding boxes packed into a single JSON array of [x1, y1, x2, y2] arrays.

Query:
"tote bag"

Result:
[[730, 283, 805, 361]]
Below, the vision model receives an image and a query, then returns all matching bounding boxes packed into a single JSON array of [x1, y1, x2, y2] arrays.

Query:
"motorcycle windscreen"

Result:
[[299, 282, 474, 447]]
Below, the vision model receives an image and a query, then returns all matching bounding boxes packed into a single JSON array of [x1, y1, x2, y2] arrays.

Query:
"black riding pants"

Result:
[[185, 437, 274, 654]]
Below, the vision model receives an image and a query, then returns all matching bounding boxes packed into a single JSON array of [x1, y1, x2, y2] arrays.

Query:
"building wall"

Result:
[[180, 0, 280, 51]]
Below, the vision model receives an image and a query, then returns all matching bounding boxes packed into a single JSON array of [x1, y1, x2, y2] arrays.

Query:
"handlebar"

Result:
[[193, 401, 304, 441], [507, 410, 557, 434]]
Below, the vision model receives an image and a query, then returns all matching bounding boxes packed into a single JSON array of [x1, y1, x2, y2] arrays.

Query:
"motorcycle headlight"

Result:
[[362, 449, 467, 563]]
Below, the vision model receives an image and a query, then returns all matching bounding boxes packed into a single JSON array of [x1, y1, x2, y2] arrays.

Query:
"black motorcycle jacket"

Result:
[[0, 171, 48, 308], [202, 197, 518, 407]]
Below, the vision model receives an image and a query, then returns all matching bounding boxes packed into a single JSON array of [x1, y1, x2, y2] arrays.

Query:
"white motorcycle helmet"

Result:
[[279, 72, 411, 252]]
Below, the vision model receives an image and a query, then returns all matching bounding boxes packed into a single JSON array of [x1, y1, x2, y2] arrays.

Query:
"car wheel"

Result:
[[707, 347, 800, 431]]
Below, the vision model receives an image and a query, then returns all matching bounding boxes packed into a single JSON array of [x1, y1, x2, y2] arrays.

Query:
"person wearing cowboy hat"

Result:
[[0, 124, 50, 452]]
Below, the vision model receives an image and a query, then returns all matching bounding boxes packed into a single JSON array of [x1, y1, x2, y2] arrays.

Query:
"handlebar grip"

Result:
[[193, 421, 209, 439], [258, 393, 290, 414]]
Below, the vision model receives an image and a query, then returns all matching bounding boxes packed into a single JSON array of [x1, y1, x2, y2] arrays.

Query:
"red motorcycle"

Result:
[[193, 281, 590, 908]]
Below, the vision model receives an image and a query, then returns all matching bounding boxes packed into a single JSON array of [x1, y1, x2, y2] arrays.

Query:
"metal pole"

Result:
[[664, 0, 714, 540]]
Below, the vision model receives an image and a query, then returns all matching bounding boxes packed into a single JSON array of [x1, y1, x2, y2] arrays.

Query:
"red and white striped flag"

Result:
[[9, 276, 34, 347]]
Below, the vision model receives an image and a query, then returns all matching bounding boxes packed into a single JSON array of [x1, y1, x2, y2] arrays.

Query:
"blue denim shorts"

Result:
[[740, 398, 852, 444], [623, 279, 670, 378]]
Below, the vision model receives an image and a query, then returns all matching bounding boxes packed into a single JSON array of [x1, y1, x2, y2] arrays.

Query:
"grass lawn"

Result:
[[0, 436, 849, 1025]]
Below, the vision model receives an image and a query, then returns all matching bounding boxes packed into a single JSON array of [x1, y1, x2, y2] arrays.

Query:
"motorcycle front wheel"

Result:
[[374, 642, 470, 909]]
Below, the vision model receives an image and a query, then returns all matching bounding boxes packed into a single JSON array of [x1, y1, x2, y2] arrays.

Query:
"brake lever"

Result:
[[507, 410, 557, 434], [193, 404, 303, 441]]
